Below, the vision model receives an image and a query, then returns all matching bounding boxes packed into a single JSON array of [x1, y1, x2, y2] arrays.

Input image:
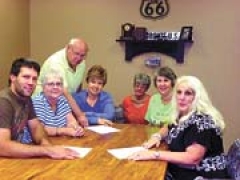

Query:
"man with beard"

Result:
[[0, 58, 79, 159]]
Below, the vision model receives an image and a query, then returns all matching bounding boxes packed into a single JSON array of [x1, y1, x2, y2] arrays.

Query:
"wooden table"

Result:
[[0, 124, 168, 180]]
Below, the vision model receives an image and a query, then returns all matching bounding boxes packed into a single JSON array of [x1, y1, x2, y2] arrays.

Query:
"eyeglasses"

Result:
[[135, 83, 147, 89], [45, 82, 63, 88]]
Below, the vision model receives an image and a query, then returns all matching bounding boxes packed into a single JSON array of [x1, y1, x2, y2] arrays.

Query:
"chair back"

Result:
[[194, 139, 240, 180], [227, 139, 240, 180], [114, 105, 125, 123]]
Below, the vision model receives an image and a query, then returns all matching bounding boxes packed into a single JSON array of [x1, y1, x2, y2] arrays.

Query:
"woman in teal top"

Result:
[[145, 66, 177, 126]]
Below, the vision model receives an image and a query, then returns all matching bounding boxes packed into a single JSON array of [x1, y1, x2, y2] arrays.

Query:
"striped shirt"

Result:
[[22, 93, 71, 143], [32, 93, 71, 127]]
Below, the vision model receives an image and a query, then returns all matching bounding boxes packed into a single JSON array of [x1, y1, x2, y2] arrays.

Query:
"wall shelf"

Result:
[[116, 39, 193, 64]]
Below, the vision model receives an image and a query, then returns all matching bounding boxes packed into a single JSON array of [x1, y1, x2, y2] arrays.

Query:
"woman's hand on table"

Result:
[[64, 125, 85, 137], [142, 134, 161, 149], [98, 118, 113, 126], [128, 150, 158, 161]]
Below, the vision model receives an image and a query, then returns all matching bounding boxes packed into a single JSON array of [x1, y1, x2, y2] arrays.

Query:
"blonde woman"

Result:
[[129, 76, 229, 180]]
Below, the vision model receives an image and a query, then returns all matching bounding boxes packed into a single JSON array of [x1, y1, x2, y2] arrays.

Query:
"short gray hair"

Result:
[[134, 73, 151, 90], [40, 69, 64, 86]]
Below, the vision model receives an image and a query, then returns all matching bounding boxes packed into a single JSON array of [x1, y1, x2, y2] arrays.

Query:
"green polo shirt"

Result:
[[145, 93, 173, 126], [33, 48, 86, 96]]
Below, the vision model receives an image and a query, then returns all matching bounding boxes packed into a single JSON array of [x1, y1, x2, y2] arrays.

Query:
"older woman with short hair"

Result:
[[145, 66, 177, 126], [30, 69, 84, 137], [122, 73, 151, 124], [142, 67, 177, 148]]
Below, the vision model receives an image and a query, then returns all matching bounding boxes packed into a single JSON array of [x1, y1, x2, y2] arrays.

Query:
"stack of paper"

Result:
[[107, 146, 145, 159], [86, 125, 120, 134], [64, 146, 92, 158]]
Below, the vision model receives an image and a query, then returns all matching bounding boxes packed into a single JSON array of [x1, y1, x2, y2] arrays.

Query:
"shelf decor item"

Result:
[[133, 27, 147, 41], [145, 56, 161, 68], [120, 23, 135, 40], [180, 26, 193, 41]]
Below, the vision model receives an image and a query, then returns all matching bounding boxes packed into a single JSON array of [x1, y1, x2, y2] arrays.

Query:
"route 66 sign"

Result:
[[140, 0, 169, 19]]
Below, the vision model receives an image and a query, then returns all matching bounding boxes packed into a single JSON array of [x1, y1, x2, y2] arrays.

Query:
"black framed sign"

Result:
[[180, 26, 193, 41], [140, 0, 170, 20]]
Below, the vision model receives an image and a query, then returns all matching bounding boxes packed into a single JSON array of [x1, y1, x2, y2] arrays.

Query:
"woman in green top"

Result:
[[144, 67, 177, 149], [145, 66, 177, 126]]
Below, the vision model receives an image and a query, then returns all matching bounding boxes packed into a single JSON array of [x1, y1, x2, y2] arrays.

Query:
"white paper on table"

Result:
[[63, 146, 92, 158], [86, 125, 120, 134], [107, 146, 146, 159]]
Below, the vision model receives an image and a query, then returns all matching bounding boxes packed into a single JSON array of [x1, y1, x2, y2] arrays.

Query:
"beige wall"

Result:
[[0, 0, 238, 150], [0, 0, 30, 89]]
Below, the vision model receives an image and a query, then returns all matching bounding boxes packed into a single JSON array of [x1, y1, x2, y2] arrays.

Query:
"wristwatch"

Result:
[[153, 151, 160, 159]]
